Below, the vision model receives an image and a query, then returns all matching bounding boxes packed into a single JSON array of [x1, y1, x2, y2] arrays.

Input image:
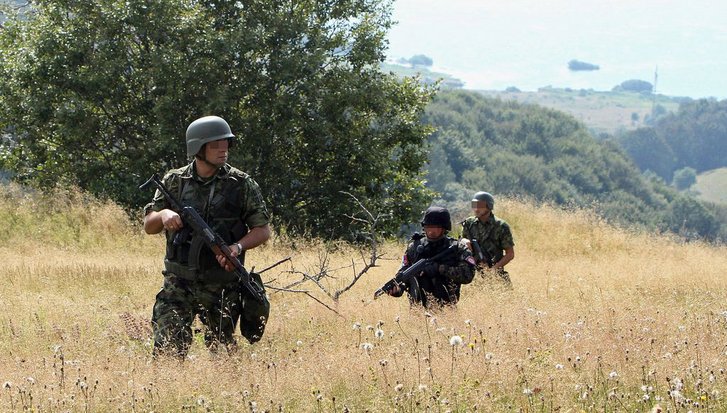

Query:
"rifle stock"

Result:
[[140, 174, 266, 303]]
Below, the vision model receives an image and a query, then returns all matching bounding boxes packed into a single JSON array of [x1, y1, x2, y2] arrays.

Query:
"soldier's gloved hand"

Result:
[[420, 262, 440, 278]]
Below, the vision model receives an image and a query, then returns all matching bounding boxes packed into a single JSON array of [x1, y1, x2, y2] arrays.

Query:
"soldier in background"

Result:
[[461, 191, 515, 287], [143, 115, 271, 357], [387, 206, 476, 308]]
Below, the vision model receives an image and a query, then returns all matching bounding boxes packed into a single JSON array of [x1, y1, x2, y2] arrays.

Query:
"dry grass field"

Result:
[[2, 184, 727, 412]]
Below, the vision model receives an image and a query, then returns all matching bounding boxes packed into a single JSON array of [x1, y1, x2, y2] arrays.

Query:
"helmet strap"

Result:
[[194, 152, 222, 175]]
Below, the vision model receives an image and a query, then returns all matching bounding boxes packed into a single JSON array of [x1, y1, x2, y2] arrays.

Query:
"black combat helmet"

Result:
[[421, 206, 452, 231], [471, 191, 495, 210]]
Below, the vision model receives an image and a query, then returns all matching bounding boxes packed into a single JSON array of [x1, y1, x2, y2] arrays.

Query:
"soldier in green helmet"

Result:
[[461, 191, 515, 287], [143, 115, 271, 358]]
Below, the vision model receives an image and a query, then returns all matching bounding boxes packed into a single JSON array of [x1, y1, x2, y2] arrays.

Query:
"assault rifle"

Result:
[[139, 174, 266, 303], [373, 244, 457, 299], [470, 239, 494, 268]]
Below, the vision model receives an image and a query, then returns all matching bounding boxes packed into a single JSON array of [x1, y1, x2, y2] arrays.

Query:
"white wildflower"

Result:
[[449, 335, 463, 346], [379, 359, 388, 366], [26, 377, 35, 385], [464, 319, 472, 326], [485, 352, 494, 360], [352, 322, 361, 330], [418, 384, 428, 392], [672, 377, 684, 391], [296, 340, 303, 346], [523, 388, 533, 395], [609, 371, 618, 379], [375, 328, 384, 339], [643, 393, 650, 401], [394, 383, 404, 392], [555, 364, 564, 370], [197, 396, 207, 406], [3, 382, 11, 390], [360, 342, 374, 351]]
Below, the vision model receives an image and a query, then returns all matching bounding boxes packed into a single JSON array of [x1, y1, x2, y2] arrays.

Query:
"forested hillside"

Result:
[[423, 90, 724, 241], [615, 99, 727, 182]]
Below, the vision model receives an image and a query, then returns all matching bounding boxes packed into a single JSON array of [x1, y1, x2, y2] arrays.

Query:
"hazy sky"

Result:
[[386, 0, 727, 98]]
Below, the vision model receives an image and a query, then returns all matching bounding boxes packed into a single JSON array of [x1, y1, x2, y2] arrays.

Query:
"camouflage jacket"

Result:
[[144, 162, 269, 282], [461, 214, 514, 264]]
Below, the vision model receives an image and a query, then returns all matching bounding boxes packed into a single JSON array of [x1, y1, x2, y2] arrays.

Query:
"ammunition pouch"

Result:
[[239, 272, 269, 343]]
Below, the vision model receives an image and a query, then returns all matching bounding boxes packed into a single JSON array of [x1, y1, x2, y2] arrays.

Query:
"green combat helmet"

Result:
[[185, 116, 235, 158], [472, 191, 495, 210], [421, 206, 452, 231]]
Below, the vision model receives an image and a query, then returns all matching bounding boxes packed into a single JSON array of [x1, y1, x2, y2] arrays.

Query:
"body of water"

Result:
[[387, 0, 727, 99]]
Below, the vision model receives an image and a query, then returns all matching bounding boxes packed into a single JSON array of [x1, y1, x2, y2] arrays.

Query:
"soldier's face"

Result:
[[471, 201, 491, 218], [423, 225, 445, 240], [204, 139, 229, 166]]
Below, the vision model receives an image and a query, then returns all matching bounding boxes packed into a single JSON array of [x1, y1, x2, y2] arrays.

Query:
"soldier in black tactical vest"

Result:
[[387, 206, 476, 308], [461, 191, 515, 287], [143, 116, 271, 357]]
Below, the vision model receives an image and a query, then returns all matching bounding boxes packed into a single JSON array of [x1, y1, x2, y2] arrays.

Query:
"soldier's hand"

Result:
[[161, 210, 183, 232], [215, 244, 241, 272], [386, 284, 401, 296]]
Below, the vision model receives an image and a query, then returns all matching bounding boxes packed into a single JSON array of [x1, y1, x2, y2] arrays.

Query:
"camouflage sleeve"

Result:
[[241, 176, 270, 228], [142, 172, 176, 216], [439, 241, 475, 285], [499, 222, 515, 249], [461, 219, 472, 240]]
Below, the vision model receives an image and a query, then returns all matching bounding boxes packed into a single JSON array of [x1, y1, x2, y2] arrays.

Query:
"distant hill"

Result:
[[381, 62, 465, 89], [383, 63, 686, 135], [422, 90, 724, 241], [693, 167, 727, 205], [476, 87, 684, 135]]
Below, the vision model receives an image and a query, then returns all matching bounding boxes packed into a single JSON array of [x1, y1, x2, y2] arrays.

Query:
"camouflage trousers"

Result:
[[152, 271, 269, 357]]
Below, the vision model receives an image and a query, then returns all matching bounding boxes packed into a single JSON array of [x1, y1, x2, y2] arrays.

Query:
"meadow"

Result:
[[2, 184, 727, 412]]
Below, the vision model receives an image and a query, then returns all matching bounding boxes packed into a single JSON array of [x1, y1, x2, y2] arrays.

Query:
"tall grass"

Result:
[[1, 185, 727, 411]]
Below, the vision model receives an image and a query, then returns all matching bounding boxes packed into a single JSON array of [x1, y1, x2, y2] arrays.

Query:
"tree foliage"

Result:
[[672, 167, 697, 190], [612, 79, 653, 93], [616, 98, 727, 181], [0, 0, 436, 239], [423, 90, 722, 241]]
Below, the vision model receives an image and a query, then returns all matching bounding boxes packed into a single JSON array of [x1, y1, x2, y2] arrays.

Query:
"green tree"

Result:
[[672, 167, 697, 190], [0, 0, 435, 239], [612, 79, 653, 93]]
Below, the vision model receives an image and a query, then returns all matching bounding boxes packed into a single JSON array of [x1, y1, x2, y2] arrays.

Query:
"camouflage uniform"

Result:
[[144, 161, 270, 356], [461, 214, 515, 286], [391, 234, 476, 308]]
